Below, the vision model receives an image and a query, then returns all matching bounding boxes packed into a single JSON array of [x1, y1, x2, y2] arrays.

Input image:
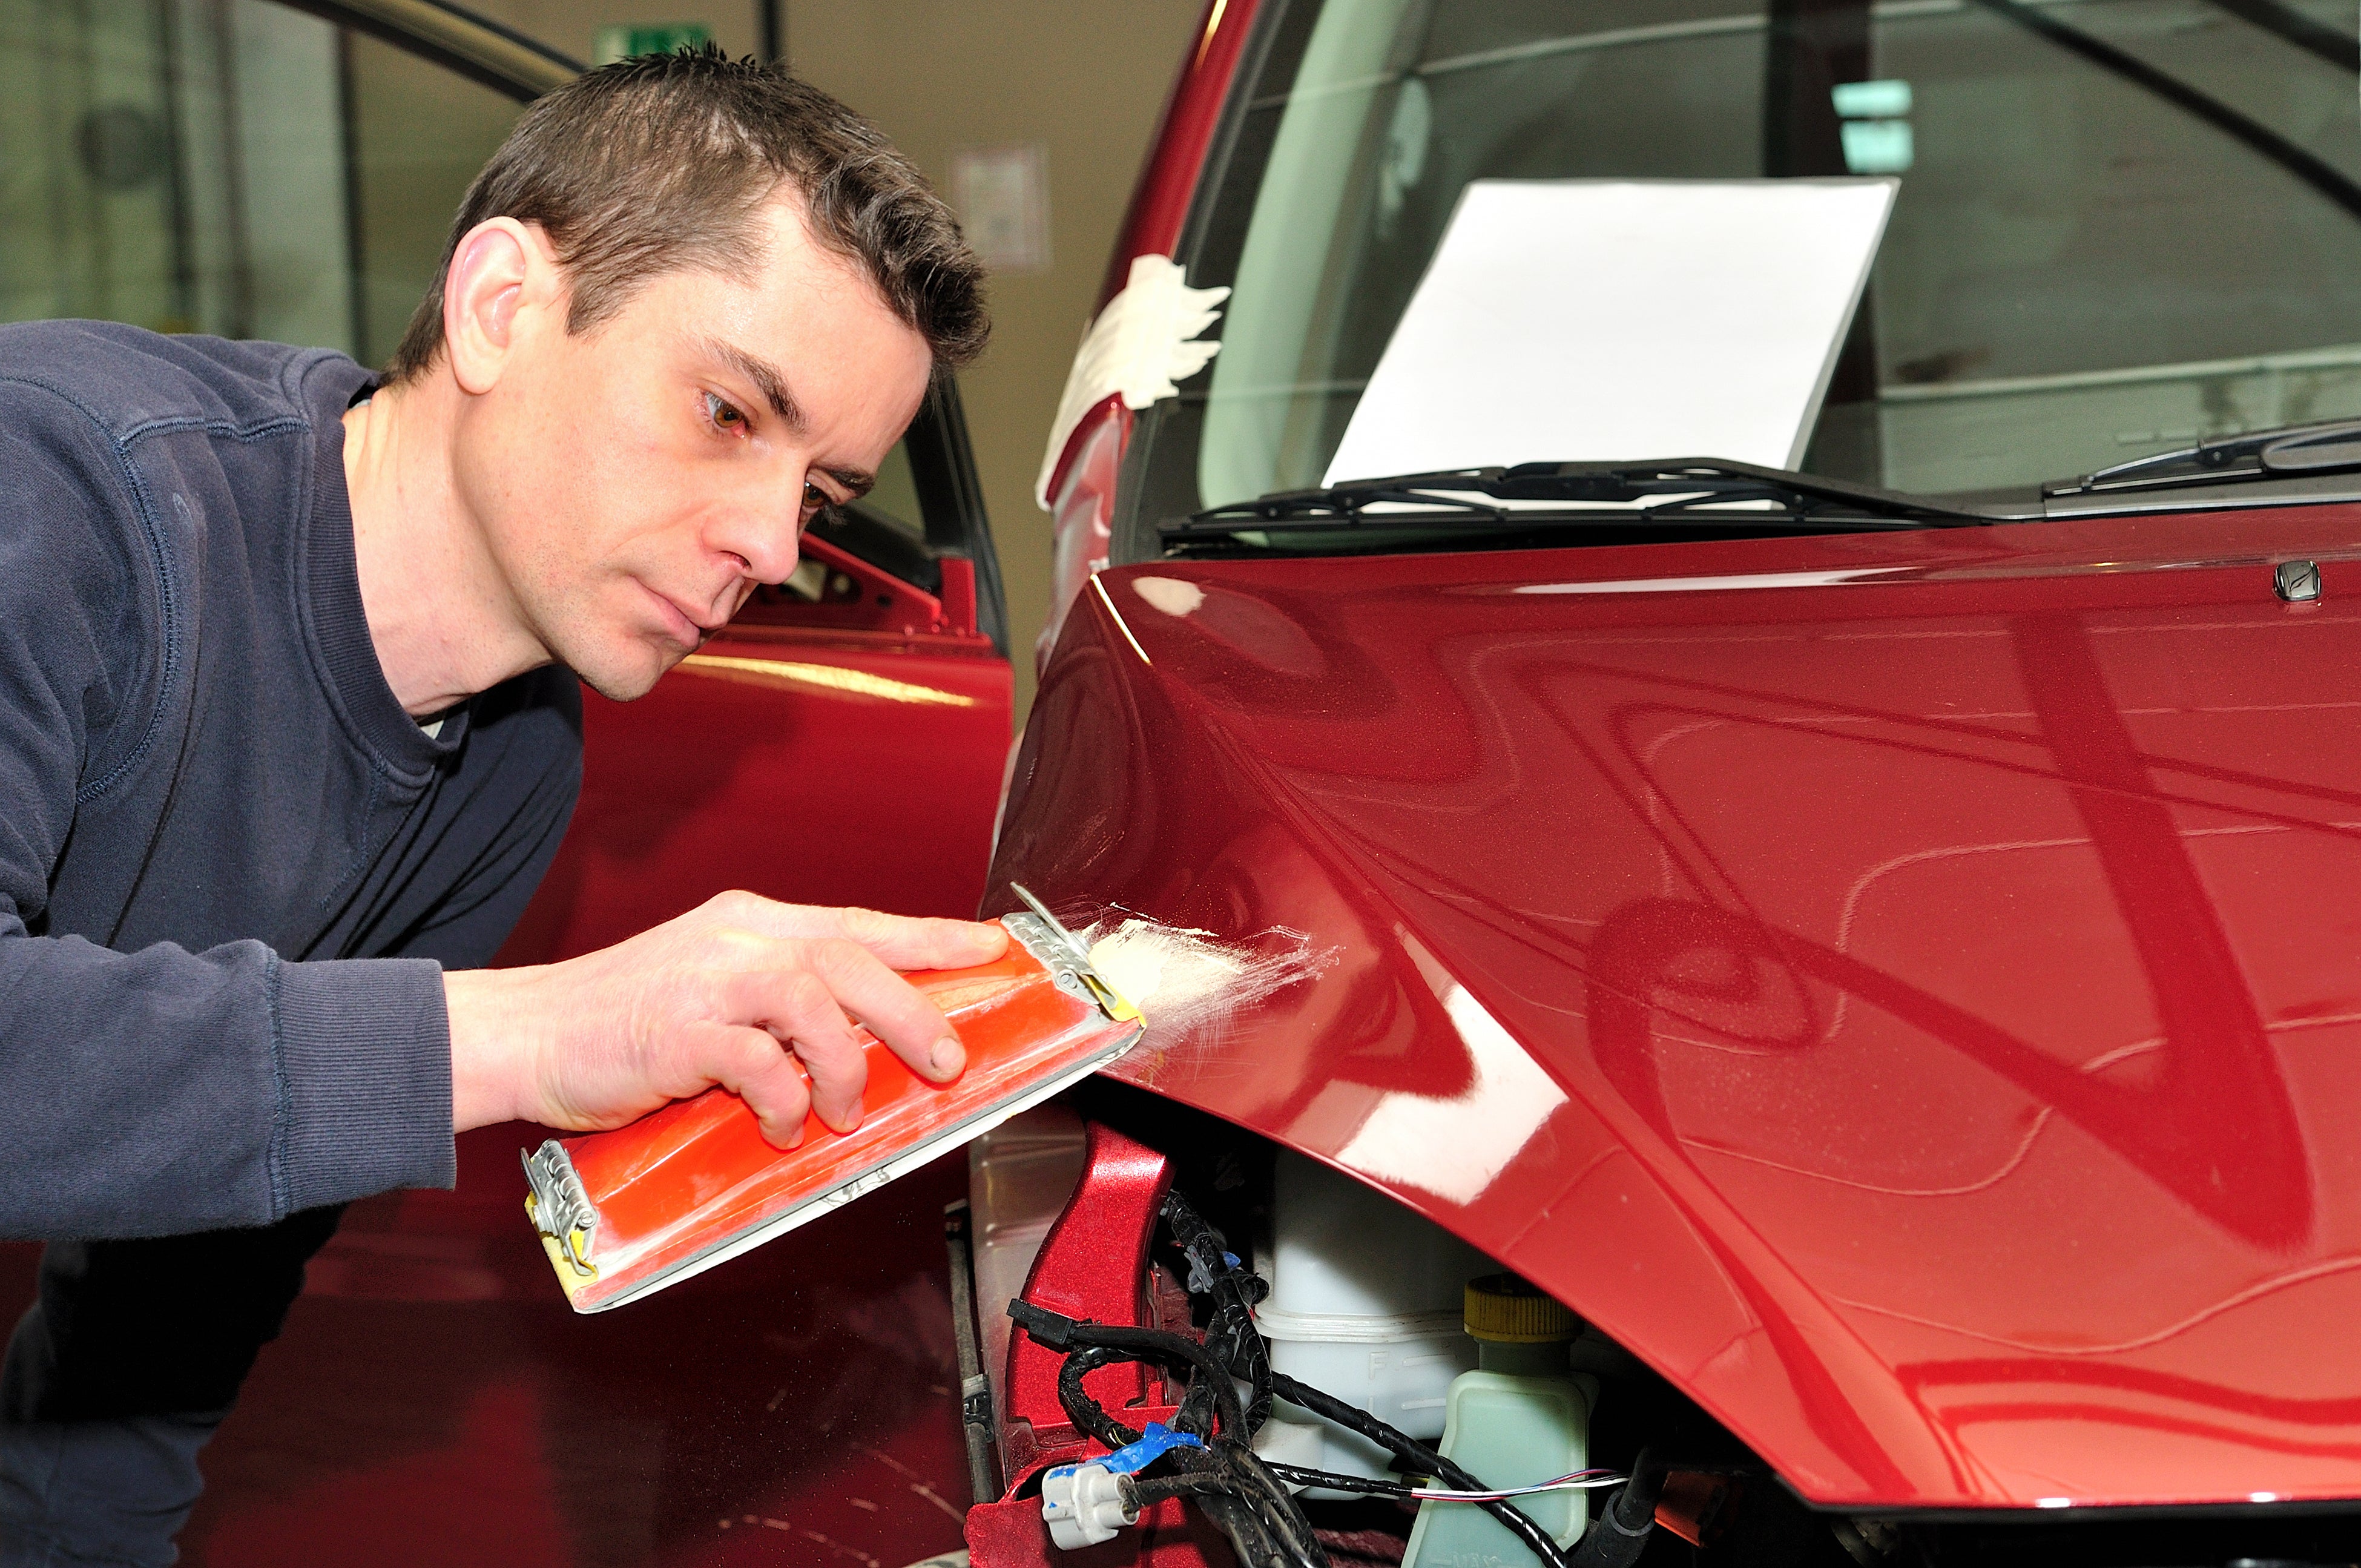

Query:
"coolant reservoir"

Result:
[[1402, 1274, 1596, 1568], [1252, 1151, 1493, 1488]]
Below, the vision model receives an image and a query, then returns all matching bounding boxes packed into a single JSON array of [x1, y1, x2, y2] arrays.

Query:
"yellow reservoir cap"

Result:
[[1464, 1272, 1582, 1343]]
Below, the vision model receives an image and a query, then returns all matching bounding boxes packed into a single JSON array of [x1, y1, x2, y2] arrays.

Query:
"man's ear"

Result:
[[441, 218, 561, 396]]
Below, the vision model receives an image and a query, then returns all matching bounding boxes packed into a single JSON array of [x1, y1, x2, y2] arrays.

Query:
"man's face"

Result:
[[455, 195, 933, 700]]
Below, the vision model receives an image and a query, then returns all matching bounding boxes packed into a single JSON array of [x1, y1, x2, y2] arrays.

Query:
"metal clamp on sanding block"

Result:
[[1005, 883, 1141, 1024], [523, 1140, 599, 1280], [517, 888, 1146, 1313]]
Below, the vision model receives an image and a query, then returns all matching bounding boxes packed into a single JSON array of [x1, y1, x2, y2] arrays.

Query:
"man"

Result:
[[0, 49, 1001, 1567]]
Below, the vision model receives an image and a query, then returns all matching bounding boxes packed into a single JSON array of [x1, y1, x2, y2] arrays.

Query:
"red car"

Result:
[[12, 0, 2361, 1564], [975, 0, 2361, 1562]]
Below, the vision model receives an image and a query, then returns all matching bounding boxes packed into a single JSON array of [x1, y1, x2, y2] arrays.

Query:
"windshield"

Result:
[[1119, 0, 2361, 550]]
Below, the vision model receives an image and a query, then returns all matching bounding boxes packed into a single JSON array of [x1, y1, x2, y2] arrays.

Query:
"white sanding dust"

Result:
[[1082, 915, 1331, 1061]]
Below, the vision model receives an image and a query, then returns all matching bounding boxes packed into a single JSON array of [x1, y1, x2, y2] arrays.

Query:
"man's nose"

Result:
[[713, 490, 803, 585]]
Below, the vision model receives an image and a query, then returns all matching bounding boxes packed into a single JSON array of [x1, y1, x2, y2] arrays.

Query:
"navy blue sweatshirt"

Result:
[[0, 321, 581, 1240]]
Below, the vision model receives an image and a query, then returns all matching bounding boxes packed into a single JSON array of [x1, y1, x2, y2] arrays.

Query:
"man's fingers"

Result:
[[699, 892, 1007, 971], [795, 937, 970, 1083], [723, 966, 873, 1132], [832, 906, 1010, 970], [710, 935, 967, 1088], [679, 1019, 812, 1147]]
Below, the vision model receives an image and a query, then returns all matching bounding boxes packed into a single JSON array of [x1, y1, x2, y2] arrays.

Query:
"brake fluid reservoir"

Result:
[[1252, 1151, 1492, 1491], [1402, 1274, 1596, 1568]]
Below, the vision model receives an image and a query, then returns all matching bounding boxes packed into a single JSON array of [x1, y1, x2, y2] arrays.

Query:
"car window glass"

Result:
[[1165, 0, 2361, 510], [0, 0, 521, 363], [861, 434, 924, 538]]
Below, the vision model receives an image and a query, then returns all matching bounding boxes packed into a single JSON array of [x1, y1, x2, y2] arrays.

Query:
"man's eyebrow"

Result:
[[697, 336, 874, 499], [700, 337, 806, 431]]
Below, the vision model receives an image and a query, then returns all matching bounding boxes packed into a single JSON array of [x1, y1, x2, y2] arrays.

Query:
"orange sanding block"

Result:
[[521, 895, 1140, 1313]]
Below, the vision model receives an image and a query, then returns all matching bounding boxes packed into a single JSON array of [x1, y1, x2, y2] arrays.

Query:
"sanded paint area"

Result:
[[0, 1127, 975, 1567]]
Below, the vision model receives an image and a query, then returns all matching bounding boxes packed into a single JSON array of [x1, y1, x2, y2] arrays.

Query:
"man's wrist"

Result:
[[446, 966, 536, 1130]]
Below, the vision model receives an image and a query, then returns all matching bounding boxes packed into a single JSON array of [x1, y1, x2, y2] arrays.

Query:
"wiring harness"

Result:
[[1009, 1187, 1659, 1568]]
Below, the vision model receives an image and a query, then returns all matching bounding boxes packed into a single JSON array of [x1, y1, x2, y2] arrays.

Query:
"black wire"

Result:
[[1022, 1185, 1613, 1568], [1033, 1318, 1325, 1567], [1199, 1487, 1285, 1568], [1054, 1320, 1249, 1441], [1153, 1442, 1322, 1568], [1056, 1343, 1147, 1450], [1265, 1461, 1423, 1500], [1162, 1189, 1274, 1432], [1128, 1470, 1237, 1504], [1220, 1437, 1330, 1568], [1270, 1371, 1576, 1568], [1147, 1189, 1573, 1568]]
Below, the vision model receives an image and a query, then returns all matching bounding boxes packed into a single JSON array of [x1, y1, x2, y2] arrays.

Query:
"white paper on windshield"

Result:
[[1321, 178, 1897, 486]]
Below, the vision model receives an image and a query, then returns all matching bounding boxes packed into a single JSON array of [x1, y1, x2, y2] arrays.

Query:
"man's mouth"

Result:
[[639, 582, 722, 649]]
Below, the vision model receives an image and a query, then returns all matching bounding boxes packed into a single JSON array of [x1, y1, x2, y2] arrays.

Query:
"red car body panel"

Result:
[[989, 506, 2361, 1510]]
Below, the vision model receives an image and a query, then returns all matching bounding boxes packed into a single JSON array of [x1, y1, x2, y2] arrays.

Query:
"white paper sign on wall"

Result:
[[952, 143, 1052, 275]]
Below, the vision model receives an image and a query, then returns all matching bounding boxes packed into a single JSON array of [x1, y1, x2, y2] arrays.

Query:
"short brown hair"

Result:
[[384, 47, 987, 381]]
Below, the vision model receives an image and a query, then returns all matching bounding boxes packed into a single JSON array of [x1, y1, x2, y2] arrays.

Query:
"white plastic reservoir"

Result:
[[1252, 1150, 1494, 1488]]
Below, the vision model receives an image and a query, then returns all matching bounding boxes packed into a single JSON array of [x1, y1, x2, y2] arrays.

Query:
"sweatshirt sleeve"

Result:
[[0, 386, 453, 1240]]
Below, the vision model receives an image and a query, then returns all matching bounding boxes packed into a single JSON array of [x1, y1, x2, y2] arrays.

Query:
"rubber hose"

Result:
[[1567, 1449, 1662, 1568]]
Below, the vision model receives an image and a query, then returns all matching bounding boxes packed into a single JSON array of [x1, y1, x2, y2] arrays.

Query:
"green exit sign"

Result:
[[592, 21, 714, 65]]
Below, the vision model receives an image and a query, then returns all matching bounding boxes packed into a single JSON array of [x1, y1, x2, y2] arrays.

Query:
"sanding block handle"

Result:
[[521, 903, 1142, 1311]]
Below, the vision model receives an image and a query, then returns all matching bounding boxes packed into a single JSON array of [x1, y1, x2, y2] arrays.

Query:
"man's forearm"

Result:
[[0, 933, 453, 1239]]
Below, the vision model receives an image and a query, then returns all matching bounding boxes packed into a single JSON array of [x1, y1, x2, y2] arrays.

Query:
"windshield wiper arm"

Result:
[[1164, 458, 1991, 544], [2046, 419, 2361, 498]]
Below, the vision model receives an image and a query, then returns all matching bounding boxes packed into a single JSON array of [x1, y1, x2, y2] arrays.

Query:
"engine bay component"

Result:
[[520, 899, 1142, 1311], [1401, 1275, 1597, 1566], [1251, 1151, 1489, 1491], [1042, 1424, 1206, 1547], [1004, 1187, 1632, 1568], [1041, 1460, 1138, 1549], [967, 1104, 2361, 1567]]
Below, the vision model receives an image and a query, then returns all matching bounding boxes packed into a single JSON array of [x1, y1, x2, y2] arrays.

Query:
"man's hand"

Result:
[[445, 892, 1010, 1146]]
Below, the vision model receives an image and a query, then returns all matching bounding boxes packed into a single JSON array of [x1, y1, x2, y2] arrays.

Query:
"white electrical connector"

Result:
[[1041, 1461, 1140, 1550]]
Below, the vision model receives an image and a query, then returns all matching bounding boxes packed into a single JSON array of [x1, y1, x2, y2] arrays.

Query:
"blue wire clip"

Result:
[[1052, 1421, 1204, 1480]]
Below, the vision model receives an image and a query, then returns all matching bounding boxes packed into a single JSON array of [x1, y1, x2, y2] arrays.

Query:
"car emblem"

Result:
[[2274, 559, 2322, 602]]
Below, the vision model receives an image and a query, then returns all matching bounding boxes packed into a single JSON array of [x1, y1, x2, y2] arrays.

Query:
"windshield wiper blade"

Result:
[[2046, 419, 2361, 498], [1164, 458, 1991, 544]]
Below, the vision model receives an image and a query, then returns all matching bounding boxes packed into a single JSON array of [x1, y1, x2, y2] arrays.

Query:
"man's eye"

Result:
[[802, 481, 832, 518], [705, 393, 748, 432]]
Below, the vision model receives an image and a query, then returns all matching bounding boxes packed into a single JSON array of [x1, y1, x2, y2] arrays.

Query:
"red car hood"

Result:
[[990, 504, 2361, 1511]]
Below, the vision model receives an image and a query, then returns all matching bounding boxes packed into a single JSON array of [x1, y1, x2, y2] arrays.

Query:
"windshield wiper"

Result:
[[2044, 419, 2361, 499], [1163, 458, 1992, 545]]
